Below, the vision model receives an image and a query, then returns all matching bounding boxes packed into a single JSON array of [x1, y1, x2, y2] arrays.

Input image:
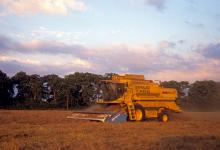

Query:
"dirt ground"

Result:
[[0, 110, 220, 150]]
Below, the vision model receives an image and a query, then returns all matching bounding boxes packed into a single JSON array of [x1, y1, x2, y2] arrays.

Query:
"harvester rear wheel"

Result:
[[134, 104, 145, 121], [158, 112, 169, 122]]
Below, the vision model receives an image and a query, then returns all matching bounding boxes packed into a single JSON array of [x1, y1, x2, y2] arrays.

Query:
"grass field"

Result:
[[0, 110, 220, 150]]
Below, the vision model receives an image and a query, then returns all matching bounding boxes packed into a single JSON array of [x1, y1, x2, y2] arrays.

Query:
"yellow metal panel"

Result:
[[145, 110, 158, 118], [136, 101, 181, 112], [97, 74, 181, 121]]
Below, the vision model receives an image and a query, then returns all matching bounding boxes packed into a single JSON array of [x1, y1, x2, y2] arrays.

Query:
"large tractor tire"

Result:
[[158, 112, 169, 122], [134, 104, 145, 121]]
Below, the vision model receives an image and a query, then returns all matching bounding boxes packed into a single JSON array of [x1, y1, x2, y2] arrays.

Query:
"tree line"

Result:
[[0, 70, 110, 109], [161, 80, 220, 111], [0, 70, 220, 110]]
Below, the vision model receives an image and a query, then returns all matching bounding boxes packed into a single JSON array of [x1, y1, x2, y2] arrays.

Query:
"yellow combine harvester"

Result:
[[68, 74, 181, 122]]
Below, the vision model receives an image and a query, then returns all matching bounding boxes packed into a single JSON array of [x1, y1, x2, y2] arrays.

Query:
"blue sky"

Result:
[[0, 0, 220, 81]]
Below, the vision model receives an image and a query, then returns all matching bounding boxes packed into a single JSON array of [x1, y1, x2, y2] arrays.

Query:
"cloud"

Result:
[[1, 34, 220, 81], [184, 21, 205, 28], [158, 41, 176, 49], [144, 0, 167, 10], [0, 35, 23, 53], [0, 55, 41, 65], [0, 34, 86, 56], [0, 55, 94, 76], [178, 40, 185, 44], [28, 27, 84, 44], [0, 0, 87, 16], [86, 44, 196, 75], [199, 43, 220, 59]]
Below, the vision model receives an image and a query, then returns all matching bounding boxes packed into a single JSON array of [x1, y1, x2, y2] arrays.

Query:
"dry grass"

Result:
[[0, 110, 220, 150]]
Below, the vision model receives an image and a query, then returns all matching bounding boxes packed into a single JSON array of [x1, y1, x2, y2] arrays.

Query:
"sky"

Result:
[[0, 0, 220, 82]]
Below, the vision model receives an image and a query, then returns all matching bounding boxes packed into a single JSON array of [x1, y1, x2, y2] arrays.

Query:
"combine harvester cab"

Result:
[[67, 74, 181, 123]]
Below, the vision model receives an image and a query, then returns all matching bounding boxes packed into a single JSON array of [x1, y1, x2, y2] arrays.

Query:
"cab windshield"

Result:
[[99, 82, 125, 101]]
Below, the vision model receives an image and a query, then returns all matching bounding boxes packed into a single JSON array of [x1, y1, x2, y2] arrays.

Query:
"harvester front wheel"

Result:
[[158, 112, 169, 122], [134, 104, 145, 121]]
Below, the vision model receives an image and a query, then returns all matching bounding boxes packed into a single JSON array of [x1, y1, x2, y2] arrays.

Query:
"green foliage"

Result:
[[188, 81, 220, 105], [0, 70, 13, 106], [161, 80, 220, 110], [1, 69, 220, 110], [11, 71, 31, 104], [42, 74, 63, 106], [64, 72, 103, 108], [30, 74, 42, 102]]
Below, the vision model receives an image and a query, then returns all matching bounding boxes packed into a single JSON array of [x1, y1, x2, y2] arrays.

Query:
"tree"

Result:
[[43, 74, 63, 105], [63, 75, 77, 109], [0, 70, 13, 107], [30, 74, 42, 102], [78, 72, 103, 105], [64, 72, 103, 109], [188, 81, 220, 110], [12, 71, 31, 105]]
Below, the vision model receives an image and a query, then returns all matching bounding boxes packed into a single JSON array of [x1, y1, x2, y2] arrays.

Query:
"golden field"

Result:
[[0, 110, 220, 150]]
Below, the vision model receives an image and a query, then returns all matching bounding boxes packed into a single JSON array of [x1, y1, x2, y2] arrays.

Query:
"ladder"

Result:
[[123, 88, 136, 120], [127, 103, 136, 120]]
